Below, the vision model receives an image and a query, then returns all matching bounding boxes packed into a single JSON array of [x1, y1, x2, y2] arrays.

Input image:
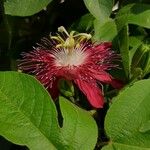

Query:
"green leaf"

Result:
[[93, 19, 118, 42], [4, 0, 53, 16], [83, 0, 113, 22], [59, 96, 98, 150], [116, 4, 150, 30], [0, 72, 58, 150], [129, 36, 145, 79], [118, 25, 130, 79], [129, 36, 145, 65], [0, 72, 98, 150], [102, 79, 150, 150]]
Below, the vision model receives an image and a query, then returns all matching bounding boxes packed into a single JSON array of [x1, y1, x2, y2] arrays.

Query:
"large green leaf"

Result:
[[0, 72, 98, 150], [59, 96, 98, 150], [0, 72, 58, 150], [102, 79, 150, 150], [116, 3, 150, 30], [83, 0, 113, 22], [4, 0, 53, 16]]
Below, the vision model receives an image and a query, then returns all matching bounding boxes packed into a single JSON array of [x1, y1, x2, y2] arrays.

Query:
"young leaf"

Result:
[[0, 72, 98, 150], [4, 0, 53, 16], [102, 79, 150, 150], [83, 0, 113, 22], [93, 19, 118, 42]]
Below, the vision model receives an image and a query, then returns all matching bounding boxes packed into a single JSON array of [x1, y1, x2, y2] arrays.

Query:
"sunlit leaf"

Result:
[[0, 72, 98, 150], [102, 79, 150, 150]]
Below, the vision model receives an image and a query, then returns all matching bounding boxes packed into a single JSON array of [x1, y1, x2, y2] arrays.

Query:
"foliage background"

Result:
[[0, 0, 150, 150]]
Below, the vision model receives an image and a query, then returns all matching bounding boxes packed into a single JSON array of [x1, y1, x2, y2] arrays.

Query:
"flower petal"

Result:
[[75, 79, 104, 108], [110, 79, 124, 89], [88, 68, 112, 83]]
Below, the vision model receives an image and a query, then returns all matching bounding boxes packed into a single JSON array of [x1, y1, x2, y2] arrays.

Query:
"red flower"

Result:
[[19, 26, 120, 108]]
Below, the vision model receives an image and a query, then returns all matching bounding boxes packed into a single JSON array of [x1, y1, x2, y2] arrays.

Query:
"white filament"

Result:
[[54, 48, 88, 67]]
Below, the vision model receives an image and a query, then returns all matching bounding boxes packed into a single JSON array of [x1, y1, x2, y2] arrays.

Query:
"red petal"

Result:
[[88, 68, 112, 83], [96, 73, 111, 82], [110, 79, 124, 89], [75, 79, 104, 108]]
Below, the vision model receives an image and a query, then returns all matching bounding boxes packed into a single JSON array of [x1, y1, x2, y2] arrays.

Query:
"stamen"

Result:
[[73, 33, 91, 39], [58, 26, 69, 36], [50, 26, 91, 54]]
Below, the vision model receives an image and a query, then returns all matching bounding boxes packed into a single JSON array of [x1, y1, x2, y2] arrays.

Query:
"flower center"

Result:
[[51, 26, 91, 67], [54, 47, 88, 67]]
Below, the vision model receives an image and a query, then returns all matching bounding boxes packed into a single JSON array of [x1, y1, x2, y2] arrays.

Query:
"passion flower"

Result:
[[19, 26, 120, 108]]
